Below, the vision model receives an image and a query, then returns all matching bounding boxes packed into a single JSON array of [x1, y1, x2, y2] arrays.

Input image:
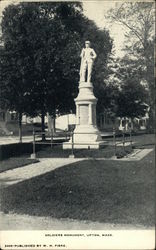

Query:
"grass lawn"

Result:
[[0, 158, 39, 173], [36, 145, 114, 158], [0, 149, 155, 227], [36, 133, 155, 158], [36, 145, 133, 158], [132, 133, 155, 147], [103, 133, 155, 146]]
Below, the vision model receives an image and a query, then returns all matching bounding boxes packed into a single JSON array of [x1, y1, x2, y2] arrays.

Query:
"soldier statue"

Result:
[[79, 41, 97, 82]]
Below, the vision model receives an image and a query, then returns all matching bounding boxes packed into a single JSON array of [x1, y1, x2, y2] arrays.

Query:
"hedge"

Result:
[[0, 142, 43, 161]]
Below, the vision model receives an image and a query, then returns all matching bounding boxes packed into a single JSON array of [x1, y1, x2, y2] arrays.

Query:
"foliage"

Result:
[[96, 56, 121, 118], [0, 2, 113, 132], [116, 57, 148, 119], [0, 2, 84, 116], [106, 2, 155, 126], [98, 54, 148, 120], [106, 2, 155, 54]]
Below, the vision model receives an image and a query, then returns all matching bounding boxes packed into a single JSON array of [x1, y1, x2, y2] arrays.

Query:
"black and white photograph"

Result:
[[0, 0, 155, 249]]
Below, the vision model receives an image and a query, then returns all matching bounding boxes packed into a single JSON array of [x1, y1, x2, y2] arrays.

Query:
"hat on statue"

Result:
[[85, 40, 91, 44]]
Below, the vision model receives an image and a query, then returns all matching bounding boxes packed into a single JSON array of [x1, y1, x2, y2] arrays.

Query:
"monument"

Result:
[[63, 41, 103, 149]]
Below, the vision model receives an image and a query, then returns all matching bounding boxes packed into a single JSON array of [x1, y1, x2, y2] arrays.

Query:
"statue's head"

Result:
[[85, 40, 91, 48]]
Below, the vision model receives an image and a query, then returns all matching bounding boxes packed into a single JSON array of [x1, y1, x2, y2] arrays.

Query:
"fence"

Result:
[[31, 128, 133, 159], [112, 128, 133, 156], [31, 129, 71, 158]]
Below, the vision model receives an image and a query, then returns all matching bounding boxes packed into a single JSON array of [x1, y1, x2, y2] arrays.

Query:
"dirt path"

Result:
[[0, 211, 153, 230], [0, 158, 84, 187]]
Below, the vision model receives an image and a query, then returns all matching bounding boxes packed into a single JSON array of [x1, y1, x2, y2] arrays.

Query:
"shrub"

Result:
[[116, 150, 127, 159], [116, 146, 133, 159], [125, 147, 133, 154]]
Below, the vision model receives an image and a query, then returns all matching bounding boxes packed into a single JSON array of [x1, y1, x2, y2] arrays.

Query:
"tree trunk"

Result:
[[47, 112, 56, 134], [41, 111, 45, 141], [130, 117, 134, 130], [18, 112, 22, 143], [124, 117, 126, 131], [51, 117, 56, 134]]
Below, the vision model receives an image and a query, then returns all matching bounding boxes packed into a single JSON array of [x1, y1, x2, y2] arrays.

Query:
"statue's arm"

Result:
[[91, 49, 97, 59], [80, 48, 85, 58]]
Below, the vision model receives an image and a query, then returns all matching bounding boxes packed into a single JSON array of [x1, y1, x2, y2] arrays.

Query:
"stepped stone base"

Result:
[[63, 81, 103, 149]]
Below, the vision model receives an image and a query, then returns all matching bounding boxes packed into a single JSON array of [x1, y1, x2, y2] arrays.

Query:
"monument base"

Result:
[[63, 81, 103, 149], [63, 124, 104, 149]]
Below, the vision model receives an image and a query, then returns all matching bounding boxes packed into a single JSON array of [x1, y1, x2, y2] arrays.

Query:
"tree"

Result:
[[0, 2, 113, 140], [0, 42, 38, 142], [106, 2, 155, 129], [116, 57, 148, 121], [96, 55, 121, 119], [96, 54, 148, 124], [0, 2, 83, 140]]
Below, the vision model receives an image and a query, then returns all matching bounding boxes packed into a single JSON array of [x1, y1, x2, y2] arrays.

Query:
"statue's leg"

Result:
[[87, 62, 93, 82], [81, 61, 87, 82]]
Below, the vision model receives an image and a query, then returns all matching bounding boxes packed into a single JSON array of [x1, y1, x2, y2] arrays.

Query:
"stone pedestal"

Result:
[[63, 81, 103, 149]]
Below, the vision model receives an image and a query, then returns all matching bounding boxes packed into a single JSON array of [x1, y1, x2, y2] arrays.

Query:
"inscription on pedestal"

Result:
[[80, 104, 88, 125]]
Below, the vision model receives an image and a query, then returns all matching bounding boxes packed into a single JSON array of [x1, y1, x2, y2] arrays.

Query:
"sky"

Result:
[[0, 0, 126, 56], [82, 1, 125, 56]]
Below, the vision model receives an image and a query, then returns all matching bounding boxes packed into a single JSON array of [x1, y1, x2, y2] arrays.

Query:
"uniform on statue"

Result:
[[79, 41, 97, 82]]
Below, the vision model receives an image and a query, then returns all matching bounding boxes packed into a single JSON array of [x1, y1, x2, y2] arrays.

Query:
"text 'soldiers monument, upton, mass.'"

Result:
[[63, 41, 103, 149]]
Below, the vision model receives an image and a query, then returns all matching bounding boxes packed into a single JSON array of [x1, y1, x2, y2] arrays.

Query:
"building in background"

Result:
[[97, 104, 149, 132], [0, 106, 149, 136]]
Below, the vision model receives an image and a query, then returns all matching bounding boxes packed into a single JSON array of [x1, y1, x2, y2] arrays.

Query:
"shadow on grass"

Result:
[[0, 151, 155, 227], [0, 158, 39, 173]]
